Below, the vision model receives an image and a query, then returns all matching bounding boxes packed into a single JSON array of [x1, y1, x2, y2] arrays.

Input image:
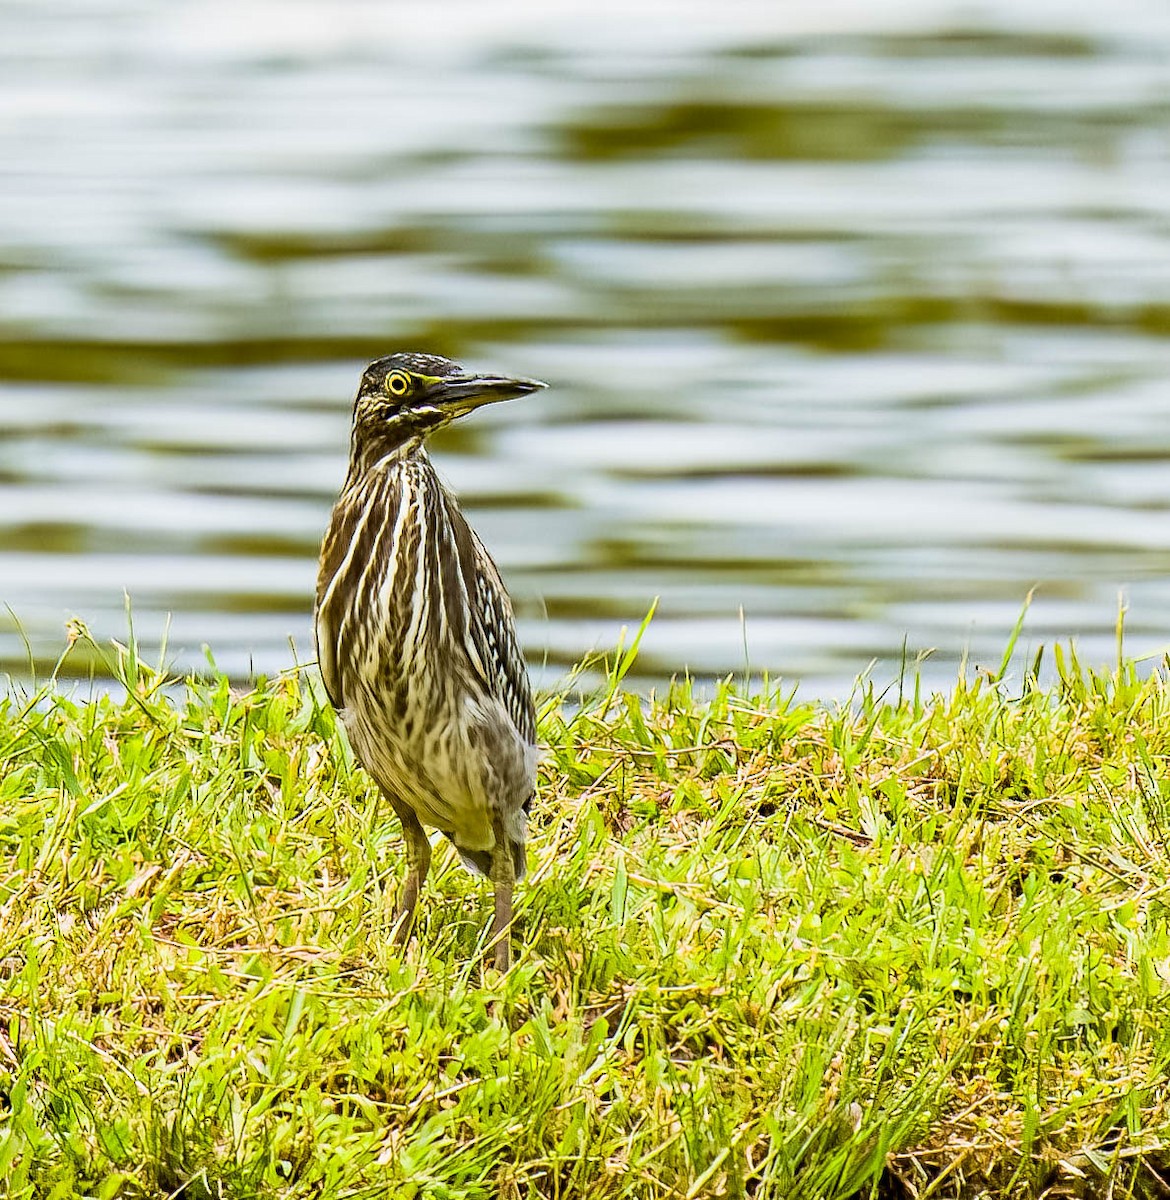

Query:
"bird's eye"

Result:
[[385, 371, 412, 398]]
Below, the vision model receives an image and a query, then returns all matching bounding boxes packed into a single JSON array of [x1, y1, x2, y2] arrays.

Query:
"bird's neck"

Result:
[[347, 432, 432, 482]]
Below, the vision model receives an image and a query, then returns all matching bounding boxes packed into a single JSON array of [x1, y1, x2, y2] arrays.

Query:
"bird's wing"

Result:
[[449, 504, 536, 746]]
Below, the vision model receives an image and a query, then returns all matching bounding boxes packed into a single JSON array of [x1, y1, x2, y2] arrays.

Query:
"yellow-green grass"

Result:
[[2, 620, 1170, 1199]]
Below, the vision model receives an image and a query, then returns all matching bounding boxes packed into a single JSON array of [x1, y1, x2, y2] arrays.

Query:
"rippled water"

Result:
[[4, 0, 1170, 695]]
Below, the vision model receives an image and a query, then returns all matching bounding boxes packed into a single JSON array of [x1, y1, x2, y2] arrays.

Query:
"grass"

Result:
[[2, 616, 1170, 1199]]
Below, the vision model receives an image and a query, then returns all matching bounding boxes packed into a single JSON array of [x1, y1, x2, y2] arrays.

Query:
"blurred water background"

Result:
[[4, 0, 1170, 696]]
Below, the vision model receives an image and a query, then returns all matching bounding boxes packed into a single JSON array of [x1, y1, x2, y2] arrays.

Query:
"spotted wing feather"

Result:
[[447, 505, 536, 747]]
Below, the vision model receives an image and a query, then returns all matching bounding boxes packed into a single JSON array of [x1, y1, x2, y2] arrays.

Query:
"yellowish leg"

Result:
[[489, 813, 515, 971], [387, 796, 431, 946]]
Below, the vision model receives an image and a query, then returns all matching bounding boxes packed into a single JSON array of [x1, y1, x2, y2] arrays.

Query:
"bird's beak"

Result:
[[430, 372, 547, 413]]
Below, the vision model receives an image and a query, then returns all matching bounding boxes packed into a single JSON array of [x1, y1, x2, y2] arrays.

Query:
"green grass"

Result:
[[2, 619, 1170, 1199]]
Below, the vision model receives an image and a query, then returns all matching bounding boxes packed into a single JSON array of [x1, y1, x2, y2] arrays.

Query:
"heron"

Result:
[[315, 352, 544, 970]]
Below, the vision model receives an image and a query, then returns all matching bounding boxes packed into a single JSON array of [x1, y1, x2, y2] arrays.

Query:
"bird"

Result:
[[314, 351, 545, 971]]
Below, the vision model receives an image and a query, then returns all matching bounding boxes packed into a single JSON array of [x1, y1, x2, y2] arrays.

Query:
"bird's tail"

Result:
[[444, 833, 527, 881]]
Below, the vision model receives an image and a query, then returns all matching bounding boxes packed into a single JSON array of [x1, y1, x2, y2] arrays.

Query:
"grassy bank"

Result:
[[1, 623, 1170, 1199]]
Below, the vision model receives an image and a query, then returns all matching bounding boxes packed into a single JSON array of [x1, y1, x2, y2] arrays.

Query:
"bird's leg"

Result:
[[489, 812, 515, 971], [387, 796, 431, 945]]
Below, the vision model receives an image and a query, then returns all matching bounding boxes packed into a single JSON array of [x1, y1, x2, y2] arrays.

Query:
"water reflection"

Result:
[[3, 2, 1170, 695]]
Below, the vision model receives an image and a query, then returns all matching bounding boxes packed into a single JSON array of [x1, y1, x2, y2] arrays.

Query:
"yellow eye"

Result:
[[385, 370, 411, 397]]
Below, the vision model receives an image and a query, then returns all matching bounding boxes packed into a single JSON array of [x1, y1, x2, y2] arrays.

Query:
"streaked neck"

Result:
[[348, 433, 430, 481]]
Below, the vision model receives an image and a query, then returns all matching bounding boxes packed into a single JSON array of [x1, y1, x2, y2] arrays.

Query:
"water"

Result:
[[4, 0, 1170, 696]]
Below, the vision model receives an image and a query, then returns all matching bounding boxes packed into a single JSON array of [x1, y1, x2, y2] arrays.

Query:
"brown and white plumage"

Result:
[[314, 352, 544, 969]]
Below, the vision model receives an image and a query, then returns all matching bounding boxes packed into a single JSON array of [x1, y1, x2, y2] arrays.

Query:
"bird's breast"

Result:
[[315, 456, 533, 842], [317, 458, 448, 703]]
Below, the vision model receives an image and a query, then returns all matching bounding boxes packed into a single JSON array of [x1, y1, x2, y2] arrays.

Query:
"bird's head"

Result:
[[349, 351, 545, 468]]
